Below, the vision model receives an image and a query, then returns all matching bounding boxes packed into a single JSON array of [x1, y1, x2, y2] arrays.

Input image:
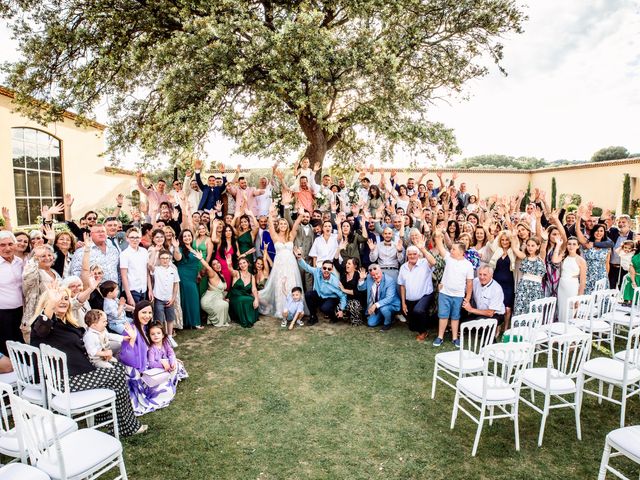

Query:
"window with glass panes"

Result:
[[12, 128, 63, 226]]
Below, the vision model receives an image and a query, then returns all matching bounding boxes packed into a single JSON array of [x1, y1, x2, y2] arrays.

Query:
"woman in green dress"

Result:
[[227, 257, 260, 328], [173, 230, 204, 330], [623, 243, 640, 302], [193, 253, 231, 327], [193, 223, 213, 297], [234, 210, 259, 273]]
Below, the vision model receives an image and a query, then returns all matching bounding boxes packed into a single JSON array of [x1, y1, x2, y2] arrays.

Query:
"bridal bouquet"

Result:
[[347, 184, 360, 205]]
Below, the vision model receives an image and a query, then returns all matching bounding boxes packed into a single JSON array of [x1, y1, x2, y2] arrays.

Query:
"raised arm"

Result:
[[433, 228, 448, 258], [510, 232, 526, 260]]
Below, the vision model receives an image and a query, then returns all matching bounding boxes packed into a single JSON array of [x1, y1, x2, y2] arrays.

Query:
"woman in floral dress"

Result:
[[576, 220, 612, 294], [512, 233, 547, 316]]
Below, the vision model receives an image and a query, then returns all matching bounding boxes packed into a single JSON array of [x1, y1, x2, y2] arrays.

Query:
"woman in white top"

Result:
[[556, 237, 587, 323], [309, 220, 339, 266]]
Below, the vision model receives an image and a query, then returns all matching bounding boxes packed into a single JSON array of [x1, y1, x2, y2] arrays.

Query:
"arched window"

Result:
[[12, 128, 63, 225]]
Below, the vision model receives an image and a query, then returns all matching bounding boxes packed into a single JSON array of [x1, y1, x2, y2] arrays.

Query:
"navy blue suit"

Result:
[[195, 172, 227, 211]]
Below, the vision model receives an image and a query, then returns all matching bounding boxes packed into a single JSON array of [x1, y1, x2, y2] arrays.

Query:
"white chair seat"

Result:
[[21, 385, 46, 403], [0, 372, 18, 387], [545, 323, 584, 336], [531, 329, 549, 343], [49, 388, 115, 413], [522, 367, 576, 394], [582, 357, 640, 383], [36, 428, 122, 479], [457, 376, 516, 402], [613, 348, 640, 362], [607, 425, 640, 461], [0, 463, 51, 480], [436, 350, 484, 373], [0, 414, 77, 456], [571, 319, 612, 332], [602, 311, 640, 326]]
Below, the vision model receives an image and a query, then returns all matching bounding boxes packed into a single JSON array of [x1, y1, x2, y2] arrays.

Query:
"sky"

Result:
[[1, 0, 639, 167]]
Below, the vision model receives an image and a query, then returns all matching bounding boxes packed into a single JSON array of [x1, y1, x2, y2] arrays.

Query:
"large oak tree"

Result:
[[2, 0, 525, 168]]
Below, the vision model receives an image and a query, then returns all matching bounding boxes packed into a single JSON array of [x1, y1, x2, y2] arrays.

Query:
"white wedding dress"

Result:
[[258, 241, 305, 318], [557, 256, 580, 323]]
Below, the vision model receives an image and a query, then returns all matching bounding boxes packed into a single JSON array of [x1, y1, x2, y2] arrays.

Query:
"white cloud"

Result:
[[2, 0, 639, 168]]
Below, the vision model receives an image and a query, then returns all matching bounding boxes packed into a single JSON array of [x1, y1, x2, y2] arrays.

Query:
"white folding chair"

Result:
[[594, 277, 609, 292], [502, 313, 540, 343], [519, 333, 592, 446], [10, 393, 128, 480], [578, 326, 640, 427], [529, 297, 556, 329], [450, 342, 534, 456], [0, 463, 50, 479], [603, 287, 640, 354], [0, 382, 76, 465], [567, 290, 618, 350], [613, 307, 640, 363], [431, 318, 497, 399], [6, 341, 47, 407], [597, 424, 640, 480], [39, 345, 119, 439]]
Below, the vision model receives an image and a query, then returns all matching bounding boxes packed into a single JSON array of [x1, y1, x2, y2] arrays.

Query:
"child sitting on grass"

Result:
[[281, 283, 305, 330], [147, 320, 188, 381]]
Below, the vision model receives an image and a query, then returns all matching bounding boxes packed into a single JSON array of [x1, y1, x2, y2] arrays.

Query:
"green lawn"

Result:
[[122, 320, 640, 480]]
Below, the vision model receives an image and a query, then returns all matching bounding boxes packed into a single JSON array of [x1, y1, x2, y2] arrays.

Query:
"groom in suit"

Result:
[[358, 263, 401, 332], [285, 207, 315, 292]]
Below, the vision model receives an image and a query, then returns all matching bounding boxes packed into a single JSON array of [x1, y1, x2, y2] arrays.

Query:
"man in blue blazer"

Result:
[[193, 159, 227, 212], [358, 263, 401, 331]]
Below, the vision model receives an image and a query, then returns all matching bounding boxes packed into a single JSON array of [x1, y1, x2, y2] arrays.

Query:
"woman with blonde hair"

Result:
[[30, 283, 146, 436]]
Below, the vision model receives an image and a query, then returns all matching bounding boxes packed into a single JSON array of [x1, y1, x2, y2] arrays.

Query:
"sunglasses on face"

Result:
[[322, 267, 333, 271], [86, 216, 97, 221]]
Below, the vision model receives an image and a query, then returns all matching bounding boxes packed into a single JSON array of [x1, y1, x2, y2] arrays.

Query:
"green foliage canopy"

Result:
[[590, 146, 629, 163], [2, 0, 525, 167], [453, 154, 546, 170]]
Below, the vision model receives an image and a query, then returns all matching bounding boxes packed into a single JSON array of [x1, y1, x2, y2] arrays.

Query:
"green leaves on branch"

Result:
[[2, 0, 526, 167]]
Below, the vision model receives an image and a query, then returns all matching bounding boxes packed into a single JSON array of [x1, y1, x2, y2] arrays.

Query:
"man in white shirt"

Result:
[[119, 228, 149, 306], [398, 245, 436, 342], [368, 227, 404, 283], [0, 231, 24, 355], [433, 229, 474, 348], [462, 265, 505, 328], [254, 175, 273, 217]]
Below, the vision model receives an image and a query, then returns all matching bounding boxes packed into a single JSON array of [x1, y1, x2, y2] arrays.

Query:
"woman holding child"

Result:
[[119, 300, 187, 416], [29, 283, 146, 436]]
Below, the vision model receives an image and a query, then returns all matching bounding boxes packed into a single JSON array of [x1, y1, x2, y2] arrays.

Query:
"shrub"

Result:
[[565, 204, 578, 213]]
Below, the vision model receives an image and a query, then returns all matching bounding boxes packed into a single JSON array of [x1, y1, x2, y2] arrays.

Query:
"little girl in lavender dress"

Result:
[[147, 321, 188, 383]]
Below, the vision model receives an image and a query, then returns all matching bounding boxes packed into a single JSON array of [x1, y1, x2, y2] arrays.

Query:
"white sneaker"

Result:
[[281, 320, 287, 327], [296, 319, 304, 326], [397, 314, 407, 323], [168, 336, 178, 348]]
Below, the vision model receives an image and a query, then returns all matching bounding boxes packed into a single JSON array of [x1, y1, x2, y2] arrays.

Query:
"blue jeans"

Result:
[[367, 305, 396, 327]]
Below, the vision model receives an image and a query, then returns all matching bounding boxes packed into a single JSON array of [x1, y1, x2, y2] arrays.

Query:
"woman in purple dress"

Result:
[[119, 301, 184, 416]]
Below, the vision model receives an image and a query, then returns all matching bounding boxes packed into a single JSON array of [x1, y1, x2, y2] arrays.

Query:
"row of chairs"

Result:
[[1, 343, 128, 479], [0, 383, 127, 479], [431, 307, 640, 456]]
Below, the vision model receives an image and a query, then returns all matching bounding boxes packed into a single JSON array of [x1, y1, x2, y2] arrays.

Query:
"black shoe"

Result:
[[308, 316, 318, 326], [379, 325, 391, 332]]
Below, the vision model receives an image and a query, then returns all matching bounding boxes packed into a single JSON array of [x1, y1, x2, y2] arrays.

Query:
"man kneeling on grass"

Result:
[[433, 229, 474, 348], [357, 263, 401, 332]]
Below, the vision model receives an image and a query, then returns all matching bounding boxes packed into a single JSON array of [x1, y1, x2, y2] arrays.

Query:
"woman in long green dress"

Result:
[[228, 257, 260, 328], [234, 211, 259, 273], [173, 230, 204, 330], [193, 224, 213, 297], [623, 247, 640, 302], [193, 253, 231, 327]]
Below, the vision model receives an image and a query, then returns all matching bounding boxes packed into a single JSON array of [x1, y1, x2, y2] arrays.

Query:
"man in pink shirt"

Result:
[[227, 165, 265, 216], [137, 171, 171, 221], [0, 231, 25, 354]]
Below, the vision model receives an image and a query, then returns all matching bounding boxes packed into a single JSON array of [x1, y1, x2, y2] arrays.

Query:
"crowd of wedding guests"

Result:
[[0, 157, 639, 434]]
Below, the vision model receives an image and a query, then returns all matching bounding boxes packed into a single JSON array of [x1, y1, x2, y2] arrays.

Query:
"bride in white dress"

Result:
[[556, 237, 587, 323], [258, 204, 305, 318]]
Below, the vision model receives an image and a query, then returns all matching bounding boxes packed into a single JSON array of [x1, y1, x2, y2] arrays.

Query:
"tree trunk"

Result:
[[299, 116, 328, 184]]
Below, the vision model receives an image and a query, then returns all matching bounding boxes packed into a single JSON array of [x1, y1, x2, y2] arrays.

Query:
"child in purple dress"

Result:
[[147, 321, 188, 381]]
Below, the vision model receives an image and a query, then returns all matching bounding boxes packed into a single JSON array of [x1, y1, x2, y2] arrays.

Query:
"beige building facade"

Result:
[[1, 87, 136, 226]]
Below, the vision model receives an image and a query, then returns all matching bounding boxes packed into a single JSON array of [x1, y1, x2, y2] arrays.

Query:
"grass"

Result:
[[122, 320, 640, 480]]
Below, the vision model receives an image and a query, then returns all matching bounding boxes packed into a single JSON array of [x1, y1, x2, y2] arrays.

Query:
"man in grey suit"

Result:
[[285, 206, 315, 292]]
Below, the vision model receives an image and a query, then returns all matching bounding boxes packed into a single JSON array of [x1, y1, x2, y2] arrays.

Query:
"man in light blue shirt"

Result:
[[296, 249, 346, 326]]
